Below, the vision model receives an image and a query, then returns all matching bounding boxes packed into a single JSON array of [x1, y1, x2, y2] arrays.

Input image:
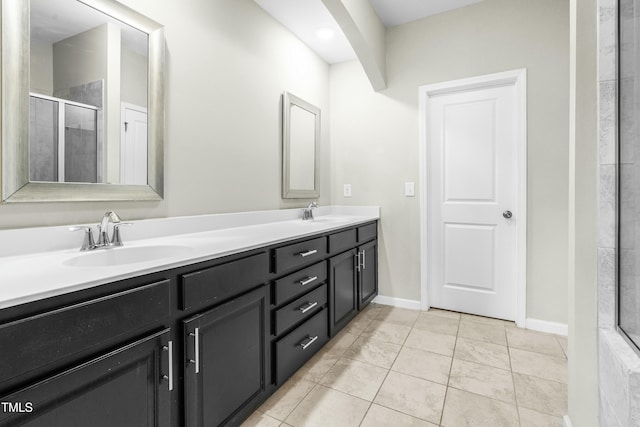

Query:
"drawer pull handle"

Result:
[[299, 301, 318, 314], [300, 335, 319, 350], [298, 249, 318, 258], [189, 329, 200, 374], [300, 276, 318, 286], [162, 341, 174, 391]]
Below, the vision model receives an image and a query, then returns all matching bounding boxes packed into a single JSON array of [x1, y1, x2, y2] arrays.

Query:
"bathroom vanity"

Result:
[[0, 208, 378, 426]]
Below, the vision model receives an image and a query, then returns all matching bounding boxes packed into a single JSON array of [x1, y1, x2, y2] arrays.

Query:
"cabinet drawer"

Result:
[[0, 329, 172, 427], [273, 261, 327, 306], [181, 252, 268, 310], [275, 308, 329, 385], [273, 237, 326, 274], [328, 228, 357, 254], [0, 280, 171, 385], [357, 223, 377, 243], [274, 284, 327, 336]]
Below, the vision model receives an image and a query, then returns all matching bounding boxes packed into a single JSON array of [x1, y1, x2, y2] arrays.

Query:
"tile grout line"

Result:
[[438, 315, 461, 426], [260, 307, 568, 426], [356, 304, 398, 427], [281, 323, 368, 425], [505, 326, 523, 426], [331, 309, 386, 427]]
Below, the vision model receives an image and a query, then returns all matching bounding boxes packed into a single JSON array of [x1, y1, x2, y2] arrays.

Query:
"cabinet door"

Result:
[[184, 285, 270, 427], [358, 240, 378, 310], [329, 249, 358, 336], [0, 329, 172, 427]]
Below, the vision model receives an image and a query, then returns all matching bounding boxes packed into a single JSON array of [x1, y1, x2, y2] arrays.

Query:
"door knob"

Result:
[[503, 210, 513, 219]]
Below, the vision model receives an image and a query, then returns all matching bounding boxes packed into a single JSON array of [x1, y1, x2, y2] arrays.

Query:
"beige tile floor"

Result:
[[242, 304, 568, 427]]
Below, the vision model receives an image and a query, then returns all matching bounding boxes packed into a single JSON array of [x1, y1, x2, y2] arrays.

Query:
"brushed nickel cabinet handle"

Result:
[[189, 329, 200, 374], [298, 249, 318, 257], [361, 250, 366, 270], [300, 276, 318, 286], [299, 301, 318, 314], [355, 252, 361, 272], [300, 335, 319, 350], [162, 341, 174, 391]]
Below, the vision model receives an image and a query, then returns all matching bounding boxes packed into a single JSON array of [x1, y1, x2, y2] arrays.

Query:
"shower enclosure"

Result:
[[29, 93, 102, 184], [618, 0, 640, 352]]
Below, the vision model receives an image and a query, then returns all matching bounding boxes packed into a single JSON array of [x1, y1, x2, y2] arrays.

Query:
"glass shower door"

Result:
[[29, 94, 100, 184], [618, 0, 640, 352], [64, 104, 98, 183]]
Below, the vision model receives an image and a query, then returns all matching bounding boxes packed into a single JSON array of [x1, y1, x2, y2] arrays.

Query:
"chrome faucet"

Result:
[[302, 202, 318, 221], [70, 211, 131, 251], [97, 211, 122, 246]]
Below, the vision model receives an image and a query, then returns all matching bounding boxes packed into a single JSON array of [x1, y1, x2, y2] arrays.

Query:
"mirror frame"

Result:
[[282, 91, 320, 199], [1, 0, 164, 203]]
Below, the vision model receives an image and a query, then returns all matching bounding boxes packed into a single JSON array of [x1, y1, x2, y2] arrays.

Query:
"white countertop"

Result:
[[0, 206, 379, 309]]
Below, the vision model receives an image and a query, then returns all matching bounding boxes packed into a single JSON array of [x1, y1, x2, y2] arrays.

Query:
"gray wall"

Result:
[[5, 0, 571, 330], [52, 24, 109, 100], [121, 46, 147, 108], [0, 0, 331, 228], [30, 41, 53, 95], [329, 0, 570, 324]]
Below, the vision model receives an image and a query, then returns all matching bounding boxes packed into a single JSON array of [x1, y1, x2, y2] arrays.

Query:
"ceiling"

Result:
[[254, 0, 484, 64], [254, 0, 356, 64], [30, 0, 148, 56], [370, 0, 484, 27]]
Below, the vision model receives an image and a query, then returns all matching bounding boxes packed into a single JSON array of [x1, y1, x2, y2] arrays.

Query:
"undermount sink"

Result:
[[64, 245, 194, 267]]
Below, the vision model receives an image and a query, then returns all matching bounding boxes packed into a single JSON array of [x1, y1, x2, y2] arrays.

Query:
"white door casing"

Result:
[[418, 69, 527, 326], [121, 103, 148, 185]]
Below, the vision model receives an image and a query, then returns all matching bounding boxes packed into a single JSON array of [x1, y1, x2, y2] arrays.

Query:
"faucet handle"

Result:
[[111, 222, 132, 247], [69, 226, 96, 251]]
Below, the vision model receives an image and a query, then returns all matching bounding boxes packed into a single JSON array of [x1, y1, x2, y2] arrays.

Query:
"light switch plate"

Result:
[[343, 184, 352, 197], [405, 182, 415, 197]]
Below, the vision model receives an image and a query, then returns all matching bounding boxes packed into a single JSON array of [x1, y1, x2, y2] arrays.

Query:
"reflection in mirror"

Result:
[[29, 0, 148, 185], [282, 92, 320, 199], [1, 0, 164, 202]]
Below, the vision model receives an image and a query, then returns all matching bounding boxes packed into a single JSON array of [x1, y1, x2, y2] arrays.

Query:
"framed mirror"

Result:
[[282, 92, 320, 199], [1, 0, 164, 202]]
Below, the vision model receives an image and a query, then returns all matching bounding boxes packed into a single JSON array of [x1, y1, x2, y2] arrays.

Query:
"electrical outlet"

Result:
[[343, 184, 352, 197], [405, 182, 415, 197]]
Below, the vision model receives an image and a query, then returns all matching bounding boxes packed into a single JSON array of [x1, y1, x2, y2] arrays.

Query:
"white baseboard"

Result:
[[526, 318, 568, 336], [372, 295, 421, 310], [369, 299, 569, 335], [562, 415, 572, 427]]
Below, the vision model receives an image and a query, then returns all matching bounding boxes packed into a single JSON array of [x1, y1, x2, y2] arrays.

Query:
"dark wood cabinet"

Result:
[[2, 219, 378, 427], [329, 223, 379, 335], [0, 329, 172, 427], [358, 240, 378, 309], [0, 280, 171, 389], [329, 248, 359, 336], [274, 308, 329, 384], [183, 285, 270, 427]]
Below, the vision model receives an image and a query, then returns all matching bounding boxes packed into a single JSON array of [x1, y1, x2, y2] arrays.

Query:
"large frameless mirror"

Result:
[[282, 91, 320, 199], [1, 0, 164, 202]]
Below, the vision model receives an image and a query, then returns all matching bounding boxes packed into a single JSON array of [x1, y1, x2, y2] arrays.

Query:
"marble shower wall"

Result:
[[598, 0, 640, 425]]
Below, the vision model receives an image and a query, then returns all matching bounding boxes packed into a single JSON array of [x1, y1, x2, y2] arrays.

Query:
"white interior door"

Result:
[[427, 83, 519, 321], [121, 104, 148, 185]]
